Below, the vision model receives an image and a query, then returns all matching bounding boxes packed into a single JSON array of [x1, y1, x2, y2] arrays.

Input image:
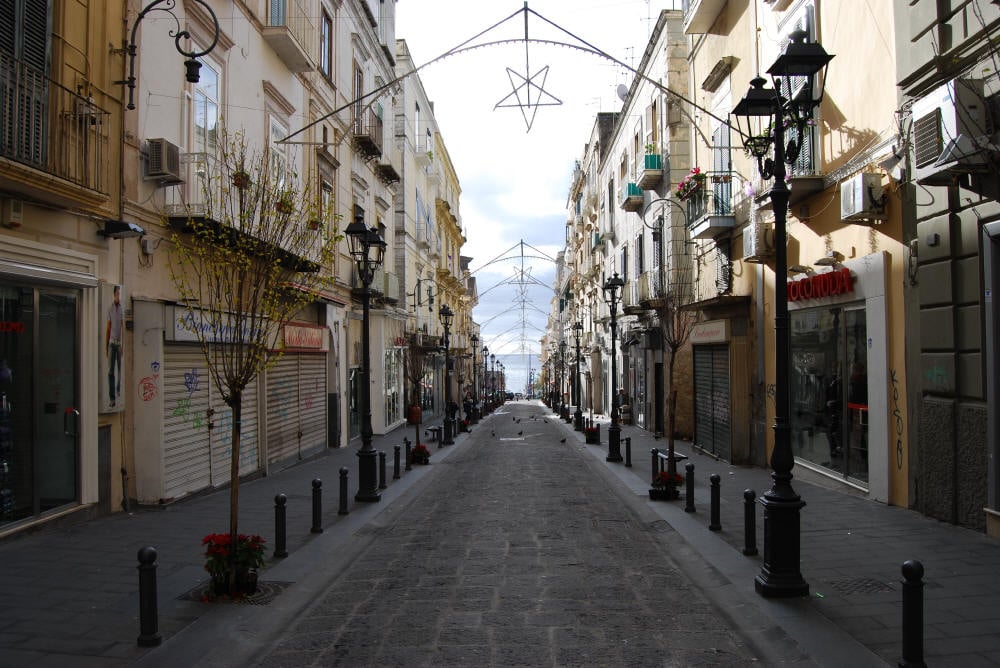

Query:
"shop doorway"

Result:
[[0, 285, 80, 526], [790, 305, 868, 484]]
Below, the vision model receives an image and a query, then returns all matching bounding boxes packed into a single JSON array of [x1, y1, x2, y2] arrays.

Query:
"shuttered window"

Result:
[[1, 0, 50, 167]]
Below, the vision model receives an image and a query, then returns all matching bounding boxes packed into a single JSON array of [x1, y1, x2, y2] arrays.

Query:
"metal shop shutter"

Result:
[[693, 344, 731, 461], [266, 353, 327, 467], [162, 346, 212, 500]]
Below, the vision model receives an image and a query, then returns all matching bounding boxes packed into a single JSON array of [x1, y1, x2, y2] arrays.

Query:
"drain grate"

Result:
[[826, 577, 895, 595], [177, 579, 291, 605], [592, 518, 631, 529]]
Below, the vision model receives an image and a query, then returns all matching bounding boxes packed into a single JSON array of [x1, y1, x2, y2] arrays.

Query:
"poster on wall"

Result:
[[100, 284, 125, 414]]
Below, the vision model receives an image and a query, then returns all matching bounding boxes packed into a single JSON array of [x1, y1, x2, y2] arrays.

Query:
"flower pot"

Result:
[[236, 569, 259, 595], [211, 575, 230, 596], [232, 172, 250, 189]]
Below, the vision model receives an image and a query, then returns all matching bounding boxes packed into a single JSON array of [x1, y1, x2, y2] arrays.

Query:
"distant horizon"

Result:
[[486, 352, 540, 394]]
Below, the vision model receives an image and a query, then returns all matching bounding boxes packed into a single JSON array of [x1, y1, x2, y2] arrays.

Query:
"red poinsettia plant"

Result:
[[675, 166, 706, 201], [202, 532, 266, 579], [652, 470, 684, 487], [412, 443, 430, 457]]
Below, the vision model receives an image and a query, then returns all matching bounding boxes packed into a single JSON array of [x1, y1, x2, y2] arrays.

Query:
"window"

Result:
[[414, 102, 420, 148], [269, 116, 289, 187], [352, 62, 364, 126], [320, 10, 333, 78], [191, 56, 219, 154], [635, 233, 644, 277]]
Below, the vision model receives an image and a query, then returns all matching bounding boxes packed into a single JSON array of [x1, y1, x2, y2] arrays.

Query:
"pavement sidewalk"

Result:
[[0, 400, 998, 667]]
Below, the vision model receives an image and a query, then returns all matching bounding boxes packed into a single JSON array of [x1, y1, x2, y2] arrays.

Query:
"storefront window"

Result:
[[790, 305, 869, 484], [384, 348, 402, 426]]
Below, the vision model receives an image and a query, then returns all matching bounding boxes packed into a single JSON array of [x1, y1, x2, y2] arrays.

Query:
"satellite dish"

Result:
[[616, 84, 628, 102]]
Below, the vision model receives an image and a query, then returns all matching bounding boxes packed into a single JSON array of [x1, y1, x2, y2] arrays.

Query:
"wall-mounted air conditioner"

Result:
[[840, 173, 886, 222], [145, 138, 183, 184], [742, 221, 773, 263], [911, 79, 992, 185]]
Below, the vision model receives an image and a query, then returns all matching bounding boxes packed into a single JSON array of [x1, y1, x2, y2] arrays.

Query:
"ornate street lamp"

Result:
[[345, 205, 387, 502], [499, 362, 505, 401], [603, 272, 625, 462], [470, 333, 479, 423], [482, 345, 489, 413], [490, 353, 496, 409], [573, 321, 584, 431], [732, 30, 832, 599], [559, 340, 569, 422], [119, 0, 221, 111], [439, 304, 455, 445]]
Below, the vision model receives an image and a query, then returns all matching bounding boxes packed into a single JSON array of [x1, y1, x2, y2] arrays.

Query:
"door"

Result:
[[693, 344, 731, 460]]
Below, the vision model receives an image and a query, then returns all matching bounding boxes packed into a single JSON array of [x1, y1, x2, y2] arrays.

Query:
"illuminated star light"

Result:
[[494, 65, 563, 132]]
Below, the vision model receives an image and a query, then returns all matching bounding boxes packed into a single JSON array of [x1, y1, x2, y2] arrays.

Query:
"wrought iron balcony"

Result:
[[164, 152, 222, 225], [637, 151, 663, 189], [619, 181, 643, 213], [0, 52, 112, 202], [262, 0, 314, 72], [352, 108, 383, 159], [684, 171, 736, 240]]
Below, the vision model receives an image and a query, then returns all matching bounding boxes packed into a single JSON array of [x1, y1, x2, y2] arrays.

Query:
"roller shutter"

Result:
[[693, 344, 731, 461], [266, 353, 327, 467]]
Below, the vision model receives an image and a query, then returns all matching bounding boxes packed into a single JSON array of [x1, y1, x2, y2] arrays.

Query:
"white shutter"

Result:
[[162, 346, 212, 500], [298, 354, 327, 455], [266, 355, 300, 465]]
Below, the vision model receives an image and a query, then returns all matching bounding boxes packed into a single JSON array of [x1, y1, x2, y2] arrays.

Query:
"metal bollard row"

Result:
[[274, 493, 288, 558], [311, 478, 323, 534], [684, 462, 695, 513], [742, 489, 758, 555], [900, 560, 925, 668], [136, 546, 161, 647], [709, 473, 721, 531], [624, 437, 632, 467]]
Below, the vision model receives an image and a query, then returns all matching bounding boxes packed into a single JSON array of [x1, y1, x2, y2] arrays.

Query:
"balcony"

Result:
[[685, 172, 736, 240], [0, 53, 112, 206], [262, 0, 314, 72], [622, 280, 647, 315], [351, 108, 383, 159], [637, 152, 663, 189], [682, 0, 727, 35], [619, 181, 643, 213], [375, 160, 400, 185], [382, 271, 400, 303], [165, 153, 222, 226]]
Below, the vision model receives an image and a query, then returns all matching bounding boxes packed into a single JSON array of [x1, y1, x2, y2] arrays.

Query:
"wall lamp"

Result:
[[99, 220, 146, 239], [116, 0, 221, 110]]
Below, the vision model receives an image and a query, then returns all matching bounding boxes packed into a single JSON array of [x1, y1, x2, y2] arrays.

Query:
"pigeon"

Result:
[[513, 417, 516, 422], [516, 419, 521, 424], [560, 438, 566, 443], [544, 419, 548, 424], [517, 430, 523, 436]]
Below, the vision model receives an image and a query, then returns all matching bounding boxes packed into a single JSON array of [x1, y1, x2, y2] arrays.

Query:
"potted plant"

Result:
[[459, 418, 470, 433], [675, 166, 706, 201], [202, 532, 266, 596], [584, 424, 600, 444], [307, 219, 323, 231], [411, 443, 431, 465], [231, 170, 250, 190], [649, 470, 683, 500], [276, 192, 295, 214]]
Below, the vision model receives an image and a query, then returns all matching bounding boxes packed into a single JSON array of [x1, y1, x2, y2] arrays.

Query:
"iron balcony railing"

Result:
[[0, 51, 111, 195], [351, 107, 383, 159]]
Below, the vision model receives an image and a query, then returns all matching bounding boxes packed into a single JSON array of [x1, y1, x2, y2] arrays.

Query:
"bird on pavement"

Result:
[[543, 419, 548, 423], [513, 417, 516, 422], [560, 438, 566, 443], [517, 430, 523, 436], [516, 419, 521, 424]]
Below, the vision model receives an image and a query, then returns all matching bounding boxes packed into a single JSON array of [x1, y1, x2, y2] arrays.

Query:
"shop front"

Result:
[[786, 253, 889, 501], [0, 238, 100, 532]]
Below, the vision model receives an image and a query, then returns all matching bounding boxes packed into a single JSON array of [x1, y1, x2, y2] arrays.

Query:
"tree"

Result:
[[659, 266, 697, 478], [404, 334, 429, 452], [168, 128, 339, 579]]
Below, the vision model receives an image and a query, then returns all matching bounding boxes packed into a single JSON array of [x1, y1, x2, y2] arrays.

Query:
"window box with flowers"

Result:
[[411, 443, 431, 465], [584, 424, 601, 444], [675, 167, 706, 202], [649, 470, 683, 501], [202, 532, 267, 597]]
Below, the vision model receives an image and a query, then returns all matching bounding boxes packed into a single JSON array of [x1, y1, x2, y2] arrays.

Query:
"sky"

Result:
[[395, 1, 679, 390]]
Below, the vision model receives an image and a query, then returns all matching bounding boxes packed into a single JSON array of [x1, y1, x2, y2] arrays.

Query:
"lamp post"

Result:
[[345, 206, 387, 503], [490, 353, 496, 410], [482, 346, 489, 414], [439, 304, 455, 445], [470, 334, 479, 423], [603, 272, 625, 462], [732, 30, 832, 598], [559, 341, 570, 422], [573, 322, 584, 431], [499, 362, 505, 401]]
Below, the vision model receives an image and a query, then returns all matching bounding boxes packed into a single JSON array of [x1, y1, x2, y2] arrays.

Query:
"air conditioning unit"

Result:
[[911, 79, 992, 185], [145, 138, 183, 184], [742, 221, 773, 263], [840, 173, 886, 222]]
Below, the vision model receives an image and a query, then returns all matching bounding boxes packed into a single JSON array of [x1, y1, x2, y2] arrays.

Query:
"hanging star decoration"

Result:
[[493, 8, 562, 131]]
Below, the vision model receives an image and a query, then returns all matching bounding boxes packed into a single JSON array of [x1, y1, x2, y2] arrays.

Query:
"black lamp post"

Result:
[[439, 304, 455, 445], [345, 205, 387, 503], [470, 334, 479, 423], [499, 362, 505, 401], [490, 353, 496, 409], [732, 30, 832, 598], [482, 345, 489, 414], [560, 341, 572, 423], [603, 272, 625, 462], [573, 322, 584, 431]]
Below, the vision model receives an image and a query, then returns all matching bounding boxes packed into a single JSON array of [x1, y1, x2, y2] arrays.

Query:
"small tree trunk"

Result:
[[666, 357, 677, 477], [228, 390, 242, 586]]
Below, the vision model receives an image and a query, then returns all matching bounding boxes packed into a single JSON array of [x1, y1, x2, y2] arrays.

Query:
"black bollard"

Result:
[[624, 437, 632, 467], [311, 478, 323, 533], [393, 444, 401, 479], [709, 473, 721, 531], [899, 560, 926, 668], [742, 489, 758, 555], [404, 438, 412, 472], [136, 546, 161, 647], [651, 448, 659, 482], [379, 450, 387, 489], [684, 462, 695, 513], [338, 467, 349, 515], [274, 494, 288, 558]]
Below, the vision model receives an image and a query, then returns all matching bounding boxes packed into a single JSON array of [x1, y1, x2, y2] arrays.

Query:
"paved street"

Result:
[[248, 403, 767, 667], [2, 399, 1000, 667]]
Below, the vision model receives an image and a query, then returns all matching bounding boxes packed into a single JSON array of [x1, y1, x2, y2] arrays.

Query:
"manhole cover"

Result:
[[177, 579, 291, 605], [826, 577, 895, 595], [592, 518, 631, 529]]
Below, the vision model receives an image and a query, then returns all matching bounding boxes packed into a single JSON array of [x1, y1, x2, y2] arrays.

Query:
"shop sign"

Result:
[[171, 307, 257, 343], [284, 323, 326, 350], [690, 319, 728, 344], [787, 267, 854, 302]]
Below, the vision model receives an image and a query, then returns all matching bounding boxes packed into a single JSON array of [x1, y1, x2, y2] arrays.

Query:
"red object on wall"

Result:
[[407, 405, 422, 425]]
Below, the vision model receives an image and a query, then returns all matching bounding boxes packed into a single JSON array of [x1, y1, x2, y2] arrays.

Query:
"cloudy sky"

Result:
[[395, 1, 677, 381]]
